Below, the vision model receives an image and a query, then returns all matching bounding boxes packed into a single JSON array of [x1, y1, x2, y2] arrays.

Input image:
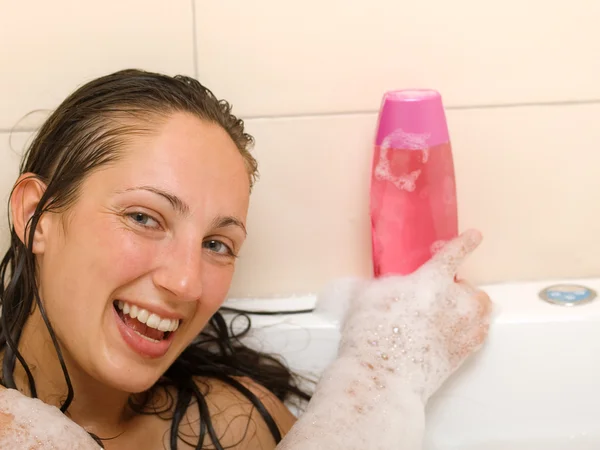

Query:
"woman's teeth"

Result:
[[116, 301, 180, 332]]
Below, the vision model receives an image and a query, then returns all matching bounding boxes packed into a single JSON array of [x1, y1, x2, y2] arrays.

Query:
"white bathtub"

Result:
[[225, 277, 600, 449]]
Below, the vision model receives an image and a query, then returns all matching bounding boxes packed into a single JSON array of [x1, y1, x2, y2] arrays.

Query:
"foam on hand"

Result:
[[0, 388, 101, 449], [340, 261, 487, 402], [277, 231, 489, 450]]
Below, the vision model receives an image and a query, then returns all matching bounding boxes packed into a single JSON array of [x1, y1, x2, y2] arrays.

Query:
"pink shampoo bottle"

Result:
[[370, 89, 458, 277]]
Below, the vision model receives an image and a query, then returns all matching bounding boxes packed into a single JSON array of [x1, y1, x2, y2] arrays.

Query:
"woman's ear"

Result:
[[11, 173, 49, 254]]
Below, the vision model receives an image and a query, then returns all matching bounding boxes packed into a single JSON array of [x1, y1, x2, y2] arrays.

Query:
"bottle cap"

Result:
[[375, 89, 450, 149]]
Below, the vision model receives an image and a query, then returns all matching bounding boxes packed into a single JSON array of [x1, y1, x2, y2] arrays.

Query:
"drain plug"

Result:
[[539, 284, 597, 306]]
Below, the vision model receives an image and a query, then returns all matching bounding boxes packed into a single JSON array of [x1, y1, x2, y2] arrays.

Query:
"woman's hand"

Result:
[[340, 229, 491, 401], [277, 230, 491, 450], [0, 387, 101, 449]]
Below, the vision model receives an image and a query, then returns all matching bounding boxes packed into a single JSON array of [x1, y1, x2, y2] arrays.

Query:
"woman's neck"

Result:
[[12, 309, 135, 438]]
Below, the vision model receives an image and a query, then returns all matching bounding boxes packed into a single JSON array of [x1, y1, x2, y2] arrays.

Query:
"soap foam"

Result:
[[374, 128, 431, 192], [0, 388, 101, 449], [278, 233, 489, 450], [340, 242, 489, 401], [382, 128, 431, 151]]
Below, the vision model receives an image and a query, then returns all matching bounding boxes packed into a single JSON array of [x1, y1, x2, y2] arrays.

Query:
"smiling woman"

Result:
[[0, 69, 491, 450], [0, 70, 306, 449]]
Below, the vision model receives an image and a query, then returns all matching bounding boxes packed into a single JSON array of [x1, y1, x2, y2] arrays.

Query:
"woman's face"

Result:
[[33, 113, 250, 393]]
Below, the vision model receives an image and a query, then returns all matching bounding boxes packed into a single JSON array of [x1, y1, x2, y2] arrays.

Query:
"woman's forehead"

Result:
[[80, 115, 251, 214]]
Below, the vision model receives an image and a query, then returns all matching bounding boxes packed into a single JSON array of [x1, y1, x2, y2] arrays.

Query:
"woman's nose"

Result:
[[152, 243, 203, 302]]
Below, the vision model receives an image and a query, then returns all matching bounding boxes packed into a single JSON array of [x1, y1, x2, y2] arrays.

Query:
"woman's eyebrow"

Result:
[[211, 215, 247, 236], [119, 186, 190, 216]]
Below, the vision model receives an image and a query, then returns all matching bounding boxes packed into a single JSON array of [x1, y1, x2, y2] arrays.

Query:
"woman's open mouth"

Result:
[[112, 300, 180, 358]]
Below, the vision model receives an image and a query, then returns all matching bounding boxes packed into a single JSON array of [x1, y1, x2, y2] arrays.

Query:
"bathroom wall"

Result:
[[1, 0, 599, 297]]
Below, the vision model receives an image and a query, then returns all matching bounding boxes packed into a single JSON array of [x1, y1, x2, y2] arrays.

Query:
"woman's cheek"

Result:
[[198, 266, 235, 313], [105, 232, 160, 279]]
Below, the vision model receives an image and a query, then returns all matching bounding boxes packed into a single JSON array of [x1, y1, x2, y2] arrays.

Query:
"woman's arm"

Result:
[[277, 356, 426, 449], [277, 230, 491, 450]]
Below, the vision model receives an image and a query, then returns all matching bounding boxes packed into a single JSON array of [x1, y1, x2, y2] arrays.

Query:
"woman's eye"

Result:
[[127, 212, 160, 229], [203, 239, 234, 256]]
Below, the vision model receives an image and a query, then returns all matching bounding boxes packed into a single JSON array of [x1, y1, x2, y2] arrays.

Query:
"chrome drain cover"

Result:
[[539, 284, 597, 306]]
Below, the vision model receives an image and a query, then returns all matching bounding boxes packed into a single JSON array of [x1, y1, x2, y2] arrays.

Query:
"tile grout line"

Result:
[[243, 98, 600, 120], [3, 98, 600, 133], [243, 99, 600, 121], [190, 0, 199, 79], [447, 98, 600, 111]]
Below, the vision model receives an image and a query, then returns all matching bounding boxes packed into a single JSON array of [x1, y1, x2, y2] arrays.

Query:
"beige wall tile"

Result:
[[195, 1, 600, 117], [452, 103, 600, 284], [229, 103, 600, 297], [0, 0, 195, 130], [229, 114, 376, 297]]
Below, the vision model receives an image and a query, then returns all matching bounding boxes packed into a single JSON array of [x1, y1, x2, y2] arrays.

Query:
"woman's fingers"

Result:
[[425, 230, 483, 278]]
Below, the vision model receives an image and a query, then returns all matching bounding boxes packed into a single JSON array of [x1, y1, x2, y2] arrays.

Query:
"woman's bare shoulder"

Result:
[[170, 376, 296, 450]]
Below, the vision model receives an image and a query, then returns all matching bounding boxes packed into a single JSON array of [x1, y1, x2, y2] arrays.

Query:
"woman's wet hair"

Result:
[[0, 69, 310, 449]]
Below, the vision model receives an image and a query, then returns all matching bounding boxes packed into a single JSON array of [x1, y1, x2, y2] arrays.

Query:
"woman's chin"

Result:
[[91, 355, 169, 394], [104, 371, 163, 394]]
